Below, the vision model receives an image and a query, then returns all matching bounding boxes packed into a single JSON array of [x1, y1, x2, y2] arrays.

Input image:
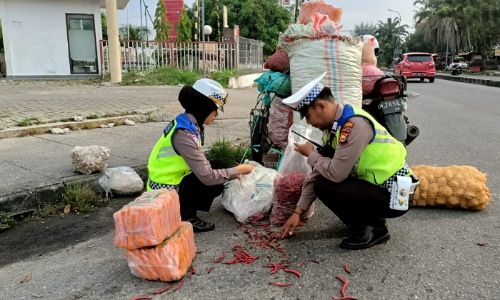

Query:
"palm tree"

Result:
[[375, 17, 409, 66], [119, 25, 151, 41], [414, 8, 462, 53], [352, 22, 377, 37]]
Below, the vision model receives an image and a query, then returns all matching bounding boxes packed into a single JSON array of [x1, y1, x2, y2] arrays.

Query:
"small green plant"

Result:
[[0, 212, 14, 231], [62, 183, 107, 213], [59, 117, 73, 122], [35, 203, 65, 218], [209, 137, 251, 167], [210, 69, 237, 88], [17, 117, 41, 127], [87, 114, 99, 119]]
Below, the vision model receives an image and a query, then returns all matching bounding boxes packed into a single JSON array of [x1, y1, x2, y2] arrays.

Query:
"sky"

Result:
[[118, 0, 418, 33]]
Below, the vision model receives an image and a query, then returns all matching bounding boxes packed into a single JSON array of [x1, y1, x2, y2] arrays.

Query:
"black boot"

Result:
[[184, 215, 215, 232], [340, 220, 390, 250]]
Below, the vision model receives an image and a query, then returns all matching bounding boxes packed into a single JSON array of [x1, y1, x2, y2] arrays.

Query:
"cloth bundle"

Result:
[[411, 165, 491, 211]]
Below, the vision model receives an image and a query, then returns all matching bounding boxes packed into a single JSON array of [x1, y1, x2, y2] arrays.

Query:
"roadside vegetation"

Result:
[[36, 183, 107, 219], [120, 67, 237, 88], [208, 136, 251, 167]]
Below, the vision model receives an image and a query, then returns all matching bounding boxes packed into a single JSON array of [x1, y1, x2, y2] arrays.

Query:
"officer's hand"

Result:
[[294, 141, 314, 157], [236, 164, 254, 175], [280, 213, 301, 239]]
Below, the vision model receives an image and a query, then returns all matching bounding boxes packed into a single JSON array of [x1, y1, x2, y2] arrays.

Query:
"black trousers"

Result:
[[177, 159, 227, 219], [313, 175, 408, 231]]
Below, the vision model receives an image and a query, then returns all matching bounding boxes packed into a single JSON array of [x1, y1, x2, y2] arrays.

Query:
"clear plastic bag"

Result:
[[271, 124, 315, 225], [268, 96, 293, 149], [222, 162, 278, 223], [99, 166, 144, 197]]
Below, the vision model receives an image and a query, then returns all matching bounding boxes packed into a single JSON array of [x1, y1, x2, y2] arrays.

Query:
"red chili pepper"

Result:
[[173, 279, 184, 292], [233, 232, 239, 236], [207, 266, 214, 274], [297, 261, 303, 268], [309, 259, 320, 263], [131, 296, 152, 300], [153, 285, 172, 294], [332, 297, 357, 300], [477, 242, 490, 246], [344, 261, 351, 274], [270, 282, 294, 287], [283, 268, 302, 277], [214, 251, 227, 263]]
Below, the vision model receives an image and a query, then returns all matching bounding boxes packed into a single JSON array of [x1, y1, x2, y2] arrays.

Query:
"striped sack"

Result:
[[280, 36, 363, 109]]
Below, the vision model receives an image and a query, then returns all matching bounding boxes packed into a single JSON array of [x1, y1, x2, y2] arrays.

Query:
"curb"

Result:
[[0, 115, 150, 140], [436, 74, 500, 88], [0, 165, 149, 218]]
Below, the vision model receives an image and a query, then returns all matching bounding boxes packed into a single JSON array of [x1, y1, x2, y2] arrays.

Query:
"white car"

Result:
[[448, 61, 468, 70]]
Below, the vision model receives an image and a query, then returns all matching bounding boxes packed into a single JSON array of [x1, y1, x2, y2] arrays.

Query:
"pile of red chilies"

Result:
[[271, 173, 308, 225]]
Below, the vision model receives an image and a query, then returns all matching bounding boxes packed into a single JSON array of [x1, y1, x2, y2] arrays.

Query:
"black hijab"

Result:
[[178, 85, 218, 127]]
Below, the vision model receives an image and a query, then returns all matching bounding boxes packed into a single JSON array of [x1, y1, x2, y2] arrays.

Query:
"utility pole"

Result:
[[388, 9, 402, 58], [202, 0, 206, 76], [144, 2, 148, 41]]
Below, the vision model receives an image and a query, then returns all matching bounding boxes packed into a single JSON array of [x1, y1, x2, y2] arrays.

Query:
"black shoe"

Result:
[[185, 216, 215, 232], [340, 223, 390, 250]]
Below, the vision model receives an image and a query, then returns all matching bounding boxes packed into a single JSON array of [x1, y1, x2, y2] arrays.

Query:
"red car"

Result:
[[394, 52, 436, 83]]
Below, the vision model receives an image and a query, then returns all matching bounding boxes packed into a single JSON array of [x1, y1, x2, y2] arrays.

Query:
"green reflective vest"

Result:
[[147, 114, 201, 190], [324, 105, 409, 185]]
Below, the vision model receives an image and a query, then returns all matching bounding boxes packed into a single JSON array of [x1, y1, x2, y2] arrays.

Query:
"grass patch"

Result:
[[17, 117, 41, 127], [62, 183, 107, 213], [211, 69, 237, 88], [0, 212, 14, 231], [87, 113, 99, 119], [119, 67, 236, 87], [209, 137, 251, 167], [121, 67, 200, 86]]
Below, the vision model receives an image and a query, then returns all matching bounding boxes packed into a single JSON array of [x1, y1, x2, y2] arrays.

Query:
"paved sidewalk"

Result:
[[0, 82, 261, 215]]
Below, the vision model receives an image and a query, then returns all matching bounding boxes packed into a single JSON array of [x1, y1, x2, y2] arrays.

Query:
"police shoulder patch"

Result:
[[339, 121, 355, 144]]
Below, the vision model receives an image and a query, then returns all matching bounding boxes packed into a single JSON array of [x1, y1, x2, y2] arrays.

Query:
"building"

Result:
[[0, 0, 129, 78], [165, 0, 184, 42]]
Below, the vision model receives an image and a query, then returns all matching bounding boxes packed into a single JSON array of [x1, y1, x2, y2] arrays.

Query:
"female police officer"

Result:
[[279, 73, 417, 250], [147, 79, 254, 232]]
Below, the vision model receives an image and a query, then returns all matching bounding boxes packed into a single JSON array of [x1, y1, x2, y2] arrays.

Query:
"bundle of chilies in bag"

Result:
[[271, 173, 309, 225], [113, 189, 197, 282]]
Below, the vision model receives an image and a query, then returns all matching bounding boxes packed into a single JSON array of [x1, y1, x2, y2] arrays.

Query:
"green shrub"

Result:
[[208, 137, 250, 167]]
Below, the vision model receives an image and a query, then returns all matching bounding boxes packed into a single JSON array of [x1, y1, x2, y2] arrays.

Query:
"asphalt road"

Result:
[[1, 78, 499, 300]]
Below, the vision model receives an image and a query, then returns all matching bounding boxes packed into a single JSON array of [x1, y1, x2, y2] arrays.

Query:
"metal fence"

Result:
[[100, 38, 264, 75]]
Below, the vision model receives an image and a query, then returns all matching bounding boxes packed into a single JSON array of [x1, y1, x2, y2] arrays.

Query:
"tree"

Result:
[[375, 17, 409, 67], [101, 13, 108, 40], [414, 0, 500, 57], [119, 25, 150, 40], [198, 0, 291, 55], [403, 28, 435, 53], [154, 0, 170, 41], [176, 7, 193, 42], [352, 22, 377, 37]]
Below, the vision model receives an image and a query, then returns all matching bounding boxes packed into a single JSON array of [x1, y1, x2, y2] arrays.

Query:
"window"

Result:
[[66, 14, 98, 74], [407, 55, 432, 63]]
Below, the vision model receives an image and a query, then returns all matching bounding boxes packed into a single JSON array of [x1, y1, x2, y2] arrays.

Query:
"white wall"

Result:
[[0, 0, 103, 76]]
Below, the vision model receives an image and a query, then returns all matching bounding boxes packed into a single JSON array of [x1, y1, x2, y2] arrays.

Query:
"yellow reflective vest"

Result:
[[147, 114, 201, 189], [324, 105, 410, 185]]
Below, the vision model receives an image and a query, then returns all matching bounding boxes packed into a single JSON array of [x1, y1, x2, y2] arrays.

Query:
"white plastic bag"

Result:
[[222, 162, 278, 223], [99, 166, 144, 197]]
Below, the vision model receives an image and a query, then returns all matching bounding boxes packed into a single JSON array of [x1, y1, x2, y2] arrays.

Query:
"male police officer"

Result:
[[279, 72, 417, 250]]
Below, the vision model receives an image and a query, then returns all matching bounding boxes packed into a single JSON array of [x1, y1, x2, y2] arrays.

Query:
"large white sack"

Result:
[[280, 35, 364, 108]]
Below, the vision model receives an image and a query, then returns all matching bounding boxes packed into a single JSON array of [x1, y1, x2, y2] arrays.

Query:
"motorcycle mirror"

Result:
[[406, 92, 419, 99]]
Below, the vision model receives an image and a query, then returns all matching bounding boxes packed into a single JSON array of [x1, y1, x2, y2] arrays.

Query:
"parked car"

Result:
[[394, 52, 436, 83]]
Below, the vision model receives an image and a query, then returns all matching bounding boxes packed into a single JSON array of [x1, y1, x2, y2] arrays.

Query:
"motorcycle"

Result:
[[361, 75, 420, 146]]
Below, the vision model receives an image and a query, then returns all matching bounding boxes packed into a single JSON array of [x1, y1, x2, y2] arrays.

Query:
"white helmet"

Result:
[[363, 35, 380, 56], [193, 78, 228, 112]]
